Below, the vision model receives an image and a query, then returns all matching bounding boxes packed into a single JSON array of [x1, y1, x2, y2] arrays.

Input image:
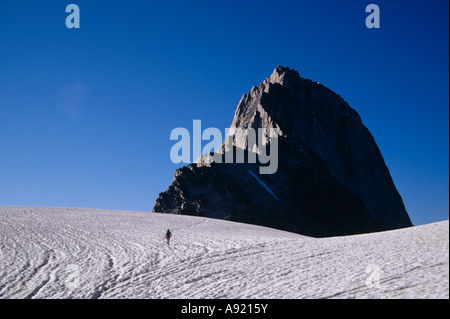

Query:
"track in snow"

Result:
[[0, 207, 448, 299]]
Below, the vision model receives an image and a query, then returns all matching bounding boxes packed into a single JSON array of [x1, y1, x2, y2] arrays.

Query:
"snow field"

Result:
[[0, 207, 448, 299]]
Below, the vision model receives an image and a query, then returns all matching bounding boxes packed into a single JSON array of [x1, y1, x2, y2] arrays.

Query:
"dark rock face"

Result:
[[153, 66, 412, 237]]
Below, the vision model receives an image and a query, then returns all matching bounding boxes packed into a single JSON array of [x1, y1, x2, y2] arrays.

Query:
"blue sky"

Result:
[[0, 0, 448, 226]]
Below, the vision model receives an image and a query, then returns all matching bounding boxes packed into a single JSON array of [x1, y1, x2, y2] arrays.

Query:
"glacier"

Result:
[[0, 206, 448, 299]]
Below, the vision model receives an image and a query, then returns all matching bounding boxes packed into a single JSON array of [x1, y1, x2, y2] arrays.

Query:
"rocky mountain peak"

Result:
[[153, 66, 413, 237], [266, 65, 297, 85]]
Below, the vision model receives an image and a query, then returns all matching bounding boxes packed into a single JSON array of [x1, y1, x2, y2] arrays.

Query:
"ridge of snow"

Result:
[[247, 170, 279, 200]]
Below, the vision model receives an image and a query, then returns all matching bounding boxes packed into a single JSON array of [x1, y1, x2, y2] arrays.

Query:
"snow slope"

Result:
[[247, 170, 279, 200], [0, 207, 448, 299]]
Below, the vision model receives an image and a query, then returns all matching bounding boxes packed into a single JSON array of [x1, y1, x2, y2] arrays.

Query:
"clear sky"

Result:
[[0, 1, 448, 226]]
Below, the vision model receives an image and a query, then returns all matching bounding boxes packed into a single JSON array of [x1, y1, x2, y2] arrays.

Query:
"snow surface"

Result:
[[247, 170, 279, 200], [0, 206, 448, 299]]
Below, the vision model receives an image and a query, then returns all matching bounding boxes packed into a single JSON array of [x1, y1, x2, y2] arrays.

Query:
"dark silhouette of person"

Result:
[[165, 229, 172, 245]]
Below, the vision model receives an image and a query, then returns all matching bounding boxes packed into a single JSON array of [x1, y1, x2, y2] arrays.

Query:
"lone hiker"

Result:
[[165, 229, 172, 245]]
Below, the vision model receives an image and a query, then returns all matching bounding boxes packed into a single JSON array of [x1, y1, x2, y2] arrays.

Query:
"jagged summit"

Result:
[[153, 66, 412, 237], [267, 65, 296, 84]]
